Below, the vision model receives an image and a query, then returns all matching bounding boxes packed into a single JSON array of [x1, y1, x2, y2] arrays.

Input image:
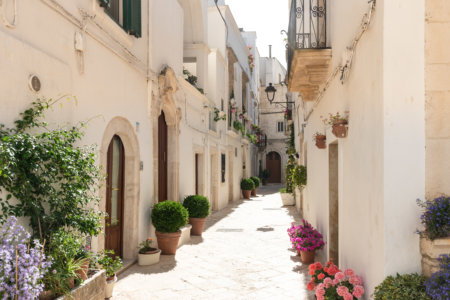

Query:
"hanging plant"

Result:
[[213, 107, 226, 122], [313, 132, 326, 149], [321, 111, 349, 138]]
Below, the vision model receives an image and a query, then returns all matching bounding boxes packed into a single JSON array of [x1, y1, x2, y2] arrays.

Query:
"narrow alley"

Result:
[[114, 185, 315, 300]]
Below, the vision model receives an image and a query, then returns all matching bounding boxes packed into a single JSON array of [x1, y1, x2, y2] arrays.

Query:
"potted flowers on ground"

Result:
[[151, 201, 189, 255], [416, 196, 450, 277], [138, 238, 161, 266], [308, 261, 366, 299], [261, 169, 270, 185], [287, 220, 324, 263], [183, 195, 211, 236], [240, 178, 255, 199], [97, 249, 123, 299], [250, 176, 260, 196]]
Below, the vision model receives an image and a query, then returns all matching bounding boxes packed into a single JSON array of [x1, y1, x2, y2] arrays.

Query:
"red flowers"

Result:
[[307, 260, 365, 299]]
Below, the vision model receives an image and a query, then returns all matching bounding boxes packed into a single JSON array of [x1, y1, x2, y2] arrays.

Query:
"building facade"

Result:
[[0, 0, 259, 261]]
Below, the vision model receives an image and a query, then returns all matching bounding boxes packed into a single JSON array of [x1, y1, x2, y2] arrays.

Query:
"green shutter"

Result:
[[123, 0, 141, 38]]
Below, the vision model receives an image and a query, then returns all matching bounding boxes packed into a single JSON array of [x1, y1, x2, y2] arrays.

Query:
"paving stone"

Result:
[[114, 184, 316, 299]]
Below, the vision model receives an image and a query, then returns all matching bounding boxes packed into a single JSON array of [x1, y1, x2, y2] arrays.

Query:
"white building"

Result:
[[0, 0, 260, 262]]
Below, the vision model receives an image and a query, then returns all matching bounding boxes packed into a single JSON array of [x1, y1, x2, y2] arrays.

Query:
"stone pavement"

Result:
[[114, 184, 316, 300]]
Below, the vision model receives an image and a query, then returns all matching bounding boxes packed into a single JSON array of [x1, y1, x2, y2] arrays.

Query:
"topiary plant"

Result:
[[183, 195, 210, 218], [250, 176, 260, 188], [151, 201, 188, 233], [372, 273, 431, 300], [240, 178, 255, 191]]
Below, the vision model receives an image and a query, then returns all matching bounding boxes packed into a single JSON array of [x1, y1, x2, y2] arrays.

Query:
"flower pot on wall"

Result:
[[156, 231, 182, 255], [138, 249, 161, 266], [420, 237, 450, 277], [281, 193, 295, 206], [332, 120, 348, 138], [75, 259, 90, 281], [242, 190, 251, 199], [315, 135, 326, 149], [189, 217, 206, 236], [300, 250, 316, 264]]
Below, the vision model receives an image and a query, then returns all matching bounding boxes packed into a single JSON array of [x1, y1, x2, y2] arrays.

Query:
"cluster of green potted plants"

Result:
[[240, 177, 260, 199], [287, 220, 324, 263], [151, 195, 211, 255]]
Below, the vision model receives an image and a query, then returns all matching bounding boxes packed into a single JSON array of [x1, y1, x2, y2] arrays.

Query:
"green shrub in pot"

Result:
[[240, 178, 255, 191], [183, 195, 210, 218], [250, 177, 260, 188], [151, 201, 189, 233], [372, 273, 430, 300]]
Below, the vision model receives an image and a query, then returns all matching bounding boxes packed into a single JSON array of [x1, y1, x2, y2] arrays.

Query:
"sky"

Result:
[[225, 0, 289, 68]]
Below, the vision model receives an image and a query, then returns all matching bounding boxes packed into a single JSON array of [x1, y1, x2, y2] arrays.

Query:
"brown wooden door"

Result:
[[266, 152, 281, 183], [158, 112, 168, 202], [105, 135, 125, 257]]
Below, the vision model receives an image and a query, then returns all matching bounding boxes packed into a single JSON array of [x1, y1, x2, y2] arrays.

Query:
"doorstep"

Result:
[[178, 224, 192, 248]]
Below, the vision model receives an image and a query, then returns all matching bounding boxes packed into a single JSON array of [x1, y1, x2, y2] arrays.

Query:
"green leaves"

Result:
[[0, 99, 104, 241]]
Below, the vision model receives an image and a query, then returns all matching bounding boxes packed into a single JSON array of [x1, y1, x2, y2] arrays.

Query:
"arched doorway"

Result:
[[158, 112, 168, 202], [266, 151, 281, 183], [105, 135, 125, 257]]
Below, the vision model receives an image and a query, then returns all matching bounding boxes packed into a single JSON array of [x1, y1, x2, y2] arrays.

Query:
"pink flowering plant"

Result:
[[310, 262, 365, 300], [287, 220, 325, 253]]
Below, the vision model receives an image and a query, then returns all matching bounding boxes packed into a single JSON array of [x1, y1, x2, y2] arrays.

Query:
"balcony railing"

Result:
[[287, 0, 327, 75]]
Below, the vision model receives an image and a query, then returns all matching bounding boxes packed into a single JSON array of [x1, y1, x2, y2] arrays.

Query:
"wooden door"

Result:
[[266, 152, 281, 183], [106, 135, 125, 257], [158, 112, 168, 202]]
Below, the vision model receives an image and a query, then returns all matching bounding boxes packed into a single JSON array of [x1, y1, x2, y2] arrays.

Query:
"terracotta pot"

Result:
[[38, 290, 54, 300], [242, 190, 251, 199], [315, 135, 326, 149], [300, 250, 316, 264], [189, 217, 207, 236], [251, 188, 257, 196], [67, 277, 75, 289], [155, 231, 182, 255], [332, 121, 348, 138], [76, 259, 90, 281], [138, 249, 161, 266]]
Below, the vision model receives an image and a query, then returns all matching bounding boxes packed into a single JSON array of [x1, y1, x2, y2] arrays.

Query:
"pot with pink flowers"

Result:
[[287, 220, 325, 264]]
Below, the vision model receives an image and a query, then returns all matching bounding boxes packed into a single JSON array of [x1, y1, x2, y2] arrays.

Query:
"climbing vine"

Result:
[[0, 98, 104, 241]]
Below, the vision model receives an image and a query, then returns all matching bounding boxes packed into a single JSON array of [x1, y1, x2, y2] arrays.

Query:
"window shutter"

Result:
[[124, 0, 141, 38]]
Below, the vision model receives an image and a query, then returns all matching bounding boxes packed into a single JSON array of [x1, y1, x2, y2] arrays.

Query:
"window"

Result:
[[277, 121, 284, 132], [221, 154, 226, 183], [100, 0, 142, 38]]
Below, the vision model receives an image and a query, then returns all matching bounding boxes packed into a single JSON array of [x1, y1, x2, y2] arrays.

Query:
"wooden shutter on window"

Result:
[[123, 0, 141, 38]]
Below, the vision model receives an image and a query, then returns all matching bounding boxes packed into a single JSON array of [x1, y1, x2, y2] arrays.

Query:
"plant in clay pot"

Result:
[[373, 273, 429, 300], [260, 169, 270, 185], [322, 112, 349, 138], [287, 220, 324, 263], [183, 195, 210, 236], [96, 249, 123, 299], [249, 176, 260, 196], [151, 201, 189, 255], [240, 178, 255, 199], [313, 132, 327, 149], [137, 238, 161, 266]]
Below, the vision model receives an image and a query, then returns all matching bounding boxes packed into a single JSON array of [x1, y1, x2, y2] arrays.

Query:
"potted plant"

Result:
[[308, 261, 366, 299], [279, 187, 294, 206], [425, 254, 449, 299], [373, 273, 429, 300], [240, 178, 255, 199], [313, 132, 327, 149], [287, 220, 324, 263], [96, 249, 123, 299], [183, 195, 211, 236], [151, 201, 189, 255], [417, 196, 450, 277], [250, 176, 260, 196], [261, 169, 270, 185], [322, 112, 349, 138], [137, 238, 161, 266], [75, 244, 92, 281]]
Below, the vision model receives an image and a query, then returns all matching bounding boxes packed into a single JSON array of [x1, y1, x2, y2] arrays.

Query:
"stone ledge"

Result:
[[56, 270, 106, 300], [420, 237, 450, 277], [178, 224, 192, 248]]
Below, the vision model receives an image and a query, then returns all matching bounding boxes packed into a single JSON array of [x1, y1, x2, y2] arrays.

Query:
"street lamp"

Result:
[[265, 83, 277, 104]]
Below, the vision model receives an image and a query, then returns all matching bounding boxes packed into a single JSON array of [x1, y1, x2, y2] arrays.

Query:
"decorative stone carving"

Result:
[[420, 237, 450, 277]]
